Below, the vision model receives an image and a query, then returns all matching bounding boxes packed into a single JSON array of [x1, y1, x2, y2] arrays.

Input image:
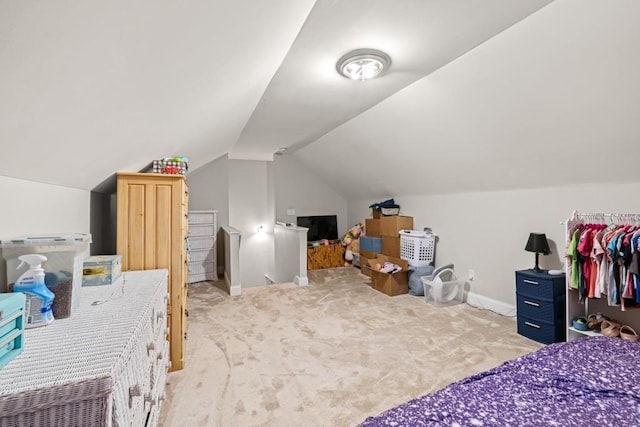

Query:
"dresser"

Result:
[[0, 269, 169, 427], [515, 269, 566, 344], [116, 172, 188, 371], [187, 210, 217, 283]]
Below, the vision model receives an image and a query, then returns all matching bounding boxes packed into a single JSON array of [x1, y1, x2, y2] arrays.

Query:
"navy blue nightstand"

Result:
[[515, 269, 566, 344]]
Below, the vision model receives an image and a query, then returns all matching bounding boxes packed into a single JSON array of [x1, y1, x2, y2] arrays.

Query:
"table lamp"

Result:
[[525, 232, 551, 272]]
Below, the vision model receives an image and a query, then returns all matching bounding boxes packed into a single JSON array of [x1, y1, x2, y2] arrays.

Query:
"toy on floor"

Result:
[[342, 223, 364, 266]]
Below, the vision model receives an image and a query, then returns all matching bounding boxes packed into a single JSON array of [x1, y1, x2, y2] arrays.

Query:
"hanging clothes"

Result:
[[565, 212, 640, 308]]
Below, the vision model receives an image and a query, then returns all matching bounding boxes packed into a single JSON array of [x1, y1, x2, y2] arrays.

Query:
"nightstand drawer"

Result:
[[516, 293, 564, 322], [517, 314, 565, 344], [515, 271, 563, 299]]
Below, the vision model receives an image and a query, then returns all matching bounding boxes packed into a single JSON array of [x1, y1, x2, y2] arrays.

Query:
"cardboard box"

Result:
[[365, 218, 381, 237], [371, 208, 381, 219], [360, 263, 373, 278], [360, 236, 382, 253], [82, 255, 122, 286], [367, 255, 409, 296], [382, 236, 400, 257], [360, 250, 379, 260], [359, 251, 378, 278], [380, 215, 413, 236]]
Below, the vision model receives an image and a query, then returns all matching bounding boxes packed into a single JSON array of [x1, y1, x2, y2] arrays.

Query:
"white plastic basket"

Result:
[[399, 229, 435, 267], [421, 268, 463, 306]]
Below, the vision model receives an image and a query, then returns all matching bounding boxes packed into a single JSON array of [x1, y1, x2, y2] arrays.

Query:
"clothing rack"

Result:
[[565, 210, 640, 226], [565, 209, 640, 309]]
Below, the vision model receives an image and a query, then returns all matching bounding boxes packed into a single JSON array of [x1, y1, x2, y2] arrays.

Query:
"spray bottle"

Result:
[[13, 254, 55, 328]]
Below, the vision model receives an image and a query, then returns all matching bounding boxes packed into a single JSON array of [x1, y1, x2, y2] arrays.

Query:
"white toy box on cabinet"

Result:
[[82, 255, 122, 286]]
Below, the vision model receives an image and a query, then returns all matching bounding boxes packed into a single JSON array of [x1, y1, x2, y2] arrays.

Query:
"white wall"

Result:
[[228, 159, 274, 287], [273, 224, 307, 285], [274, 154, 349, 236], [188, 155, 229, 224], [188, 156, 275, 286], [349, 182, 640, 307], [0, 176, 90, 238], [0, 176, 90, 291], [188, 154, 350, 286]]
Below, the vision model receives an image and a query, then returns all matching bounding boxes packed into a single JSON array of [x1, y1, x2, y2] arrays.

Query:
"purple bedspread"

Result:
[[358, 337, 640, 426]]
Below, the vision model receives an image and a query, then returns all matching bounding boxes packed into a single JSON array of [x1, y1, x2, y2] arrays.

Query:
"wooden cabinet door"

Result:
[[116, 172, 187, 371]]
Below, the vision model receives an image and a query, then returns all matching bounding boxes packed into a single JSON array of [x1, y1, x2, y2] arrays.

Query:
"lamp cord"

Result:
[[91, 273, 126, 306]]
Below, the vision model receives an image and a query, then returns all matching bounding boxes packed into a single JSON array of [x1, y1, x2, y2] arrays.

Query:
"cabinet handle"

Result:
[[523, 279, 539, 285], [145, 393, 157, 408], [129, 384, 142, 408], [524, 300, 540, 307], [524, 321, 541, 329]]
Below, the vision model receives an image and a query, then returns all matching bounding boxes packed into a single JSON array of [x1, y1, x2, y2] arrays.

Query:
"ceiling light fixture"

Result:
[[336, 49, 391, 81]]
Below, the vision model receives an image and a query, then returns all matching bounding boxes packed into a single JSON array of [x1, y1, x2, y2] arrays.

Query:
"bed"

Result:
[[358, 336, 640, 426]]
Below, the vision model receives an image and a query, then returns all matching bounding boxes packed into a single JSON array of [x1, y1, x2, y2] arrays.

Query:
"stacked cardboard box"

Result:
[[361, 214, 414, 284], [360, 236, 382, 253], [365, 218, 381, 237], [381, 215, 413, 257]]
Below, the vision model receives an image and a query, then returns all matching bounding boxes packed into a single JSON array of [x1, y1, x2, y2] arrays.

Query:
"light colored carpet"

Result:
[[158, 267, 541, 427]]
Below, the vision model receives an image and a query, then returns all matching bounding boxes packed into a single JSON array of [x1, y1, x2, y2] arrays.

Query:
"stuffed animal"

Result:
[[342, 223, 364, 266], [341, 223, 364, 247]]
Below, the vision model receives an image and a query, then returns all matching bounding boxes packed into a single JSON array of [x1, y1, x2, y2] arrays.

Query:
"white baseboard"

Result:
[[466, 291, 516, 317], [229, 284, 241, 297], [224, 271, 241, 296], [294, 275, 308, 287]]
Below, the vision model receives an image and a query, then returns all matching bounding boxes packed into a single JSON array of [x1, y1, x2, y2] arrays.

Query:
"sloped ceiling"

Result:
[[2, 1, 638, 198], [294, 0, 640, 199], [0, 0, 315, 190]]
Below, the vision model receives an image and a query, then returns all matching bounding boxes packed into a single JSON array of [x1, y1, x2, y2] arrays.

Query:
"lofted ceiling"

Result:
[[2, 1, 639, 199]]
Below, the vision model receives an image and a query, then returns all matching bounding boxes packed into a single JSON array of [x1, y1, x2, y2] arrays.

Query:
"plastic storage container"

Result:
[[82, 255, 122, 286], [421, 267, 463, 306], [0, 292, 25, 369], [399, 230, 436, 267], [1, 233, 91, 319]]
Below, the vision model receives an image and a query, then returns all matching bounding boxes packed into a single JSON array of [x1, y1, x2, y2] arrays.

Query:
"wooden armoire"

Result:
[[116, 172, 188, 371]]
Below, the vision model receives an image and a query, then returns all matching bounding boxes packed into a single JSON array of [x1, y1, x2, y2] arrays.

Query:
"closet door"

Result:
[[116, 172, 188, 371]]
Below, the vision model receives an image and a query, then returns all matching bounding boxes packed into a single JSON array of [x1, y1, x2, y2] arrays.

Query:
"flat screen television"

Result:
[[296, 215, 339, 242]]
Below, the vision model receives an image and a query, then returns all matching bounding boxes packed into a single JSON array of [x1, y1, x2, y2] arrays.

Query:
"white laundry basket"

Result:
[[399, 230, 435, 267], [421, 266, 463, 306]]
